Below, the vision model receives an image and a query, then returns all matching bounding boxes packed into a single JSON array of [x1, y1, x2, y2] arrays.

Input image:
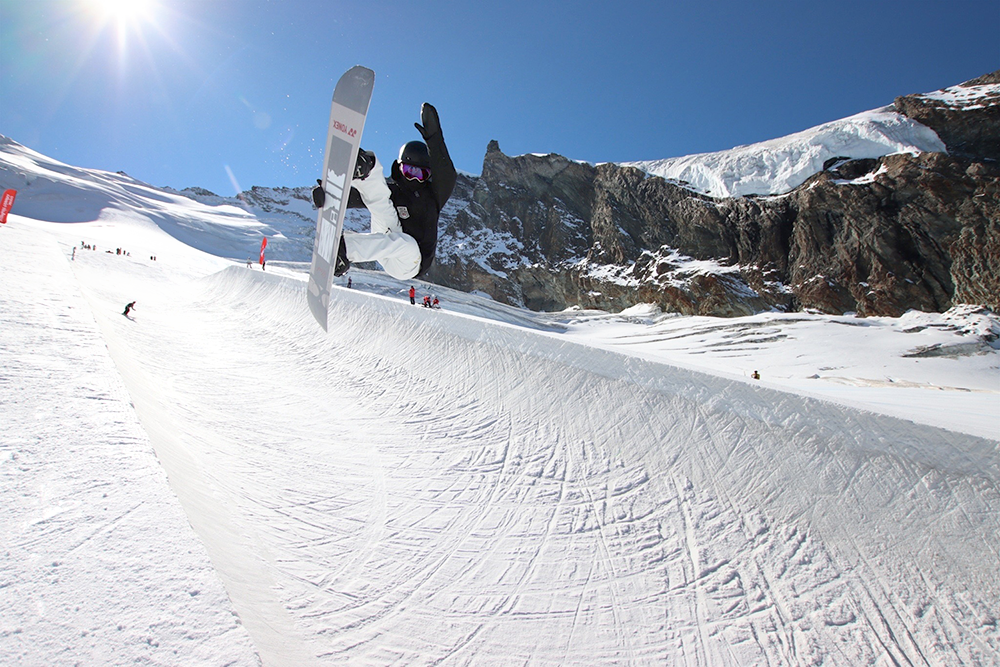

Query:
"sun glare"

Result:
[[80, 0, 162, 63], [87, 0, 155, 25]]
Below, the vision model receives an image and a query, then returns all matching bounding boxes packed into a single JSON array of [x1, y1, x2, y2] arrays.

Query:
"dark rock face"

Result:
[[893, 71, 1000, 161], [790, 153, 999, 316], [424, 74, 1000, 317]]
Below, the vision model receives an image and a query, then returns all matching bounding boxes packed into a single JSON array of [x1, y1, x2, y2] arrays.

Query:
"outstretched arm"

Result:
[[415, 103, 457, 210]]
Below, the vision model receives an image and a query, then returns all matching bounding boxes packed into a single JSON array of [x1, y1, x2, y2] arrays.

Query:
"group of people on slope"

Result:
[[407, 285, 440, 308], [76, 242, 156, 262]]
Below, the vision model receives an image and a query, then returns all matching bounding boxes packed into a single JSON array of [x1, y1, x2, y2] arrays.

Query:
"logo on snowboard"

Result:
[[333, 120, 357, 138]]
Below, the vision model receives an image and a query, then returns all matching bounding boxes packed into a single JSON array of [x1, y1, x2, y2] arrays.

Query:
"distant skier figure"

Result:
[[423, 295, 431, 308], [752, 370, 760, 380], [123, 301, 136, 317], [347, 277, 352, 289], [432, 296, 440, 309], [312, 103, 457, 280], [409, 286, 416, 305]]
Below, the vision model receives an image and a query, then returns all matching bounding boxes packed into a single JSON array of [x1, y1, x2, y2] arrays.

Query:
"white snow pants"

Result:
[[342, 156, 422, 280]]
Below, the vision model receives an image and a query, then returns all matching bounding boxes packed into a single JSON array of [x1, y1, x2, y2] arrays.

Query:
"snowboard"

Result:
[[307, 65, 375, 331]]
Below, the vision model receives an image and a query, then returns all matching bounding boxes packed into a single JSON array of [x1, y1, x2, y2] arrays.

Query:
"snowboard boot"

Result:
[[333, 236, 351, 277], [354, 149, 376, 181]]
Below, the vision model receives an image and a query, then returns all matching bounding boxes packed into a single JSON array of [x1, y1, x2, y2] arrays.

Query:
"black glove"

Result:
[[414, 103, 441, 140], [312, 179, 325, 208]]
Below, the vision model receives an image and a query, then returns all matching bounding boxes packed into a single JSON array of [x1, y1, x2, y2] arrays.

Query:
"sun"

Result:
[[86, 0, 156, 26], [80, 0, 162, 61]]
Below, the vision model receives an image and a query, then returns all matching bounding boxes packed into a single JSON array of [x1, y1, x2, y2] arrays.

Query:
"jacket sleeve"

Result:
[[428, 132, 457, 211], [418, 104, 457, 210]]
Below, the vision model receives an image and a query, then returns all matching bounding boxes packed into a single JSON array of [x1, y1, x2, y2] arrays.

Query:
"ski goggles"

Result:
[[400, 163, 431, 182]]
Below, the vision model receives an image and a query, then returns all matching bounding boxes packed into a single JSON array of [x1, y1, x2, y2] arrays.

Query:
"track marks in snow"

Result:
[[1, 229, 259, 666], [63, 257, 1000, 666]]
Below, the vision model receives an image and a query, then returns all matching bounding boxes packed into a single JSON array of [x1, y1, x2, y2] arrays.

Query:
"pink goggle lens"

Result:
[[400, 163, 431, 182]]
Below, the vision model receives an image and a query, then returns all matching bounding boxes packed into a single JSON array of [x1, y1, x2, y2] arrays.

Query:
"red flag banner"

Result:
[[259, 237, 268, 265], [0, 189, 16, 224]]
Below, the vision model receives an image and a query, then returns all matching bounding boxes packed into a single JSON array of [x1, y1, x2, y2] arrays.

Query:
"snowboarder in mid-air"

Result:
[[312, 103, 456, 281]]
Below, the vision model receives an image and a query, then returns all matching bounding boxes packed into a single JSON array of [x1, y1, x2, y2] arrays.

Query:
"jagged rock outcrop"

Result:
[[893, 71, 1000, 161], [425, 73, 1000, 317]]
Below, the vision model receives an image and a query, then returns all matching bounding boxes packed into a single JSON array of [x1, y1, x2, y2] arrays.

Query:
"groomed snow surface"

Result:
[[2, 214, 998, 666], [1, 121, 998, 665]]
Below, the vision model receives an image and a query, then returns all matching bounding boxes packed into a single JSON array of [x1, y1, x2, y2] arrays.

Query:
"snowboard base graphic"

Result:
[[307, 65, 375, 330]]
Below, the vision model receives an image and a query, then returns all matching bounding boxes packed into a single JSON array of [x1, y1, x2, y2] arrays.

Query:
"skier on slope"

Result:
[[312, 103, 457, 280]]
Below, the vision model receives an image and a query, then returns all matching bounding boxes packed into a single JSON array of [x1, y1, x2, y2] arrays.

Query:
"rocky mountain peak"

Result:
[[425, 72, 1000, 317]]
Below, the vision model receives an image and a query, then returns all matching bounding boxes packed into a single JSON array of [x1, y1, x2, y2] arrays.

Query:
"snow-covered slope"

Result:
[[0, 224, 259, 664], [0, 136, 328, 263], [2, 135, 998, 665], [622, 107, 947, 197]]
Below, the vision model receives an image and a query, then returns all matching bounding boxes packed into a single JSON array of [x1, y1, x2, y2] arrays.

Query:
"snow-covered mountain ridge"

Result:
[[621, 107, 947, 199], [621, 71, 998, 196]]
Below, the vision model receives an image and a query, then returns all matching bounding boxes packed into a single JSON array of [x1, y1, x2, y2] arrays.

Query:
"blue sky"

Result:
[[1, 0, 997, 196]]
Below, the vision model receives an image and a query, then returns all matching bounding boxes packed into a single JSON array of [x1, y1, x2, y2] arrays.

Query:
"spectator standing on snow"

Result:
[[409, 286, 416, 305]]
